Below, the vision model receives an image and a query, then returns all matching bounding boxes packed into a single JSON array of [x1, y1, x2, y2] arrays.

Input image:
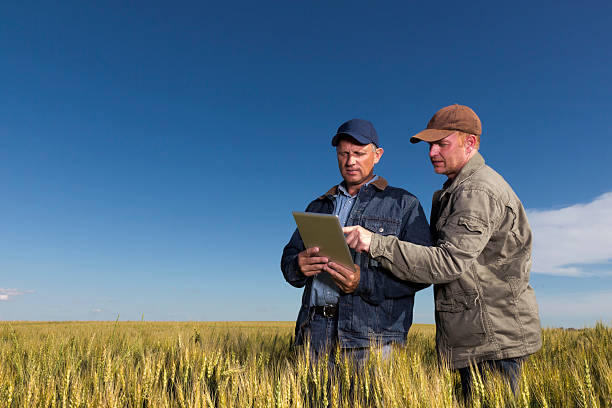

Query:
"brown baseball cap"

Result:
[[410, 104, 482, 143]]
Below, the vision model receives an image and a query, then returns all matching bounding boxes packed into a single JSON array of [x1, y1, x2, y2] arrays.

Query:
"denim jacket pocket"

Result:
[[435, 290, 486, 347], [362, 217, 400, 236], [362, 217, 400, 269]]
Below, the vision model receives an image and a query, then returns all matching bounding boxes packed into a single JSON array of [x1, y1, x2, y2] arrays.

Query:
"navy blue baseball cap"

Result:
[[331, 118, 379, 147]]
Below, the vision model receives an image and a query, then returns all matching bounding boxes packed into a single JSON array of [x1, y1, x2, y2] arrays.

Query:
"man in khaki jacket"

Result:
[[343, 104, 542, 399]]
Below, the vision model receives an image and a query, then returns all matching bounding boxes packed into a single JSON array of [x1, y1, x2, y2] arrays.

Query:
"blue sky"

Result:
[[1, 1, 611, 328]]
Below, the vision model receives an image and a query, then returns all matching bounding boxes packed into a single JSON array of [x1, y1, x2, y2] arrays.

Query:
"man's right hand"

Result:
[[297, 247, 329, 277]]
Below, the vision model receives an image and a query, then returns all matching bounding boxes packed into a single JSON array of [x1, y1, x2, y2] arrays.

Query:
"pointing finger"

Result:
[[342, 226, 358, 235]]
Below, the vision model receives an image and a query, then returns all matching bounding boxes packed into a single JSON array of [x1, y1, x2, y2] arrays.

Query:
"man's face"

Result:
[[336, 138, 383, 192], [428, 132, 470, 179]]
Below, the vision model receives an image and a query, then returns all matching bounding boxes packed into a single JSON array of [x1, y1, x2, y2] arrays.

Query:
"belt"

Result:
[[312, 304, 339, 318]]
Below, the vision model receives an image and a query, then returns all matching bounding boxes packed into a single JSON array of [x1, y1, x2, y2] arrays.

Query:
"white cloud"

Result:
[[528, 192, 612, 276], [538, 290, 612, 328], [91, 308, 103, 313], [0, 288, 31, 301]]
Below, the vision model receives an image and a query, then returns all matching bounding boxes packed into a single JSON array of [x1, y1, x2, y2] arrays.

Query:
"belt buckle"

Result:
[[323, 305, 336, 318]]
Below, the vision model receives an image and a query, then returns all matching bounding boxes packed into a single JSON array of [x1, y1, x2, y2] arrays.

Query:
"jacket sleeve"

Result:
[[281, 200, 324, 288], [369, 188, 502, 284], [354, 195, 432, 303], [280, 226, 308, 288]]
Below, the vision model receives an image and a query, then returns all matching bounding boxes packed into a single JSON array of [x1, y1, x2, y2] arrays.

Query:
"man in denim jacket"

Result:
[[281, 118, 431, 360]]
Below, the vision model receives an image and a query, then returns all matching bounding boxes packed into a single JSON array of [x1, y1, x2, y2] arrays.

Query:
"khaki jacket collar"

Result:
[[442, 151, 486, 194]]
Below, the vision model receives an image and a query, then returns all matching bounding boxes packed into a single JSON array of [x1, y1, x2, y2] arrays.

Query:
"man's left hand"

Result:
[[325, 262, 360, 293]]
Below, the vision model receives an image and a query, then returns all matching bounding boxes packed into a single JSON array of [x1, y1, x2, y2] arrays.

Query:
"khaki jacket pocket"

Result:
[[454, 215, 488, 253], [436, 290, 486, 347]]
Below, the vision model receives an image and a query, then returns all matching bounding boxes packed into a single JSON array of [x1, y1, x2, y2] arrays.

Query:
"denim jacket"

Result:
[[281, 177, 431, 348]]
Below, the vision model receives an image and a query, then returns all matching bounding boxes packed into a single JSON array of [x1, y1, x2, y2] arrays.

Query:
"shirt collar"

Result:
[[319, 175, 388, 199], [337, 175, 379, 198]]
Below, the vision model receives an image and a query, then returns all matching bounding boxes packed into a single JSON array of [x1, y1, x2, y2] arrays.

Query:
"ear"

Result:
[[464, 134, 477, 153], [373, 147, 384, 164]]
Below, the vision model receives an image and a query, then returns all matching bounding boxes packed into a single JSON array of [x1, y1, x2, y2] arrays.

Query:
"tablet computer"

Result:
[[292, 211, 356, 272]]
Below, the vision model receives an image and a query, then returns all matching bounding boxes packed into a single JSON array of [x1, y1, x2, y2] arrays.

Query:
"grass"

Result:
[[0, 321, 609, 407]]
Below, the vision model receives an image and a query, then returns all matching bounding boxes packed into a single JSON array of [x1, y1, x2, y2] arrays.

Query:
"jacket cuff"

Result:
[[370, 233, 392, 260], [287, 255, 308, 286], [354, 268, 368, 297], [353, 263, 380, 304]]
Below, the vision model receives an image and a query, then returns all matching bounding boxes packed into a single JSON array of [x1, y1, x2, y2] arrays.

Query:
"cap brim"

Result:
[[332, 132, 374, 146], [409, 129, 456, 144]]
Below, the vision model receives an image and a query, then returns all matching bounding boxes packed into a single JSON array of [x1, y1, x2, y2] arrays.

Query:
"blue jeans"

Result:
[[304, 312, 339, 359], [458, 357, 524, 400], [304, 312, 392, 364]]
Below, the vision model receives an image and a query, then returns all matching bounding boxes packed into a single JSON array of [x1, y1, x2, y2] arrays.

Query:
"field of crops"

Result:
[[0, 321, 610, 407]]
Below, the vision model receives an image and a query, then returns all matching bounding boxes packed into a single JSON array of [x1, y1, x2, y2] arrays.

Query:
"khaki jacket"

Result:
[[370, 152, 542, 369]]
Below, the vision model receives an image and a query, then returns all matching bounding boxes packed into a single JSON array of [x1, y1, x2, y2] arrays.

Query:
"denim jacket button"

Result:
[[379, 227, 384, 233]]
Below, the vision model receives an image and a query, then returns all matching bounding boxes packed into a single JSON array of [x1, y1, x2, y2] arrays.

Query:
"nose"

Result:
[[429, 144, 439, 157], [346, 154, 356, 165]]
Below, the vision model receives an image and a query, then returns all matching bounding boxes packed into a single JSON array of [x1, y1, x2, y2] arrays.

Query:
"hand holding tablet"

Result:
[[292, 212, 356, 272]]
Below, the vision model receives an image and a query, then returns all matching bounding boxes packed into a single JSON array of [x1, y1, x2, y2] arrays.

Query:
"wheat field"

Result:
[[0, 321, 609, 407]]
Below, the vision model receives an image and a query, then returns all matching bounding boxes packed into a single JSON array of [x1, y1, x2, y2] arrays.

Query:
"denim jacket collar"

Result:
[[318, 176, 388, 200]]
